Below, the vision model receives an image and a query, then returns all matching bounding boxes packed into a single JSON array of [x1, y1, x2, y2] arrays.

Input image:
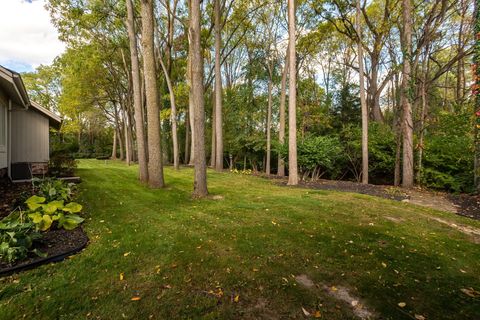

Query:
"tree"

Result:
[[126, 0, 148, 182], [214, 0, 224, 171], [287, 0, 298, 185], [401, 0, 413, 187], [356, 0, 368, 184], [141, 0, 165, 188], [278, 53, 288, 177], [190, 0, 208, 196]]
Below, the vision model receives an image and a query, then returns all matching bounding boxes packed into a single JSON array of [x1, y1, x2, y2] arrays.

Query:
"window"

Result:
[[0, 104, 5, 149]]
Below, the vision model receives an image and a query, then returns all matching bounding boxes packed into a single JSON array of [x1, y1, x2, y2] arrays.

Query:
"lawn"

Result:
[[1, 159, 479, 319]]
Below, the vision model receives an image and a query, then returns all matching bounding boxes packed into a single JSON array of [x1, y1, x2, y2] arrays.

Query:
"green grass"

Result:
[[1, 159, 480, 319]]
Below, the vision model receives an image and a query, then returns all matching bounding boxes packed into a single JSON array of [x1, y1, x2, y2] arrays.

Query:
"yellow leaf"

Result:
[[123, 252, 131, 257], [381, 262, 387, 268], [314, 310, 322, 318], [234, 295, 240, 303], [398, 302, 406, 308], [119, 273, 124, 281], [252, 268, 259, 272], [414, 315, 425, 320], [331, 286, 337, 291], [131, 296, 141, 301]]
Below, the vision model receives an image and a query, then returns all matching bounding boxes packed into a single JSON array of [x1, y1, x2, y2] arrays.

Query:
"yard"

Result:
[[1, 159, 479, 319]]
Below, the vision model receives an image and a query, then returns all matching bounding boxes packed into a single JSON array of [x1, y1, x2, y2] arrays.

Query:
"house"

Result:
[[0, 65, 61, 181]]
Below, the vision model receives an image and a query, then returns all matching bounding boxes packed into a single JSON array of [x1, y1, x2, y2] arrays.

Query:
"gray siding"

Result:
[[0, 89, 7, 169], [11, 108, 50, 163]]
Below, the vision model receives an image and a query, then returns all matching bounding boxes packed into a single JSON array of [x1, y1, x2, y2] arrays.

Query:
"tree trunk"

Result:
[[211, 92, 216, 168], [190, 0, 208, 197], [214, 0, 224, 171], [356, 0, 368, 184], [401, 0, 414, 188], [416, 45, 430, 184], [111, 129, 117, 159], [287, 0, 298, 185], [187, 55, 195, 166], [123, 105, 131, 166], [158, 55, 180, 170], [277, 53, 288, 177], [266, 72, 273, 175], [185, 107, 190, 164], [141, 0, 164, 188]]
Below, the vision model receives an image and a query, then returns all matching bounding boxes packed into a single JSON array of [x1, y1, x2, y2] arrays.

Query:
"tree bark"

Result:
[[287, 0, 298, 185], [141, 0, 164, 188], [123, 105, 131, 166], [158, 55, 180, 170], [277, 53, 288, 177], [211, 92, 216, 168], [266, 68, 273, 175], [126, 0, 148, 180], [187, 55, 195, 166], [190, 0, 208, 197], [356, 0, 368, 184], [185, 107, 190, 164], [214, 0, 224, 171], [111, 128, 117, 159], [401, 0, 414, 188]]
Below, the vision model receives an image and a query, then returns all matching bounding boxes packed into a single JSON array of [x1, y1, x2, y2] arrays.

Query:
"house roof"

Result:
[[0, 65, 62, 129], [0, 65, 29, 108]]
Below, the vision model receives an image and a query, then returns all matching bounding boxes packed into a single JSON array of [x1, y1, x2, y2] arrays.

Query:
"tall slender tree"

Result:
[[214, 0, 224, 171], [190, 0, 208, 196], [287, 0, 298, 185], [401, 0, 414, 187], [277, 53, 288, 177], [356, 0, 368, 184], [141, 0, 164, 188], [126, 0, 148, 181]]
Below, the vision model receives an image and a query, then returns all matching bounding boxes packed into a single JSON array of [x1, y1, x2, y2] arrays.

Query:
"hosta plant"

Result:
[[0, 218, 45, 264], [25, 196, 84, 231], [32, 178, 76, 202]]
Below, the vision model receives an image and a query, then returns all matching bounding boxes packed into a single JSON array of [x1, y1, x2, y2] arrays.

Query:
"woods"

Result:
[[23, 0, 476, 194]]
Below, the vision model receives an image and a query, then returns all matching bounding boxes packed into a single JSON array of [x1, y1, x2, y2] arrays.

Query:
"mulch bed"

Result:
[[447, 194, 480, 220], [0, 180, 32, 219], [0, 227, 89, 276]]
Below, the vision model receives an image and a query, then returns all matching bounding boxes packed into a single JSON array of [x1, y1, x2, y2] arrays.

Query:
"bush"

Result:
[[49, 152, 77, 177], [279, 135, 344, 180], [422, 110, 473, 193]]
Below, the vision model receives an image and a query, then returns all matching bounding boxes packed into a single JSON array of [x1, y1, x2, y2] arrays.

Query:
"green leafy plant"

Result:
[[0, 218, 45, 264], [32, 178, 76, 202], [25, 196, 84, 231]]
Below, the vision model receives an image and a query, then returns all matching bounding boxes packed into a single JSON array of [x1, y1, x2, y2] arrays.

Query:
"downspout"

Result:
[[7, 99, 12, 179]]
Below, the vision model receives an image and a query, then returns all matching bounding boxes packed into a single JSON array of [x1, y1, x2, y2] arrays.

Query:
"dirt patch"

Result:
[[295, 274, 315, 288], [426, 216, 480, 243], [384, 216, 404, 223], [447, 194, 480, 220], [0, 227, 89, 275], [324, 285, 375, 319]]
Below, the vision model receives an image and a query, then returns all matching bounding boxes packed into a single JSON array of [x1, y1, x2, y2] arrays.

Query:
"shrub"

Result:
[[48, 152, 77, 177]]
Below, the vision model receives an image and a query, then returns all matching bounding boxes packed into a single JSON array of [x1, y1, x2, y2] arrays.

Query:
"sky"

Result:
[[0, 0, 65, 73]]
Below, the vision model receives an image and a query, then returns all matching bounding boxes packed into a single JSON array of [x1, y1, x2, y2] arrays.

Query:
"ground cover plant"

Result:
[[1, 160, 478, 319], [0, 179, 84, 266]]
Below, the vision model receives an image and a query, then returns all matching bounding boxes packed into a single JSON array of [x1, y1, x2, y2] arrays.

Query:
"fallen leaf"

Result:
[[414, 315, 425, 320], [234, 295, 240, 303], [301, 307, 311, 316], [381, 262, 387, 268], [398, 302, 406, 308], [119, 273, 124, 281], [252, 268, 259, 272], [461, 288, 480, 298], [131, 296, 141, 301], [123, 252, 131, 257], [331, 286, 338, 292], [314, 310, 321, 318]]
